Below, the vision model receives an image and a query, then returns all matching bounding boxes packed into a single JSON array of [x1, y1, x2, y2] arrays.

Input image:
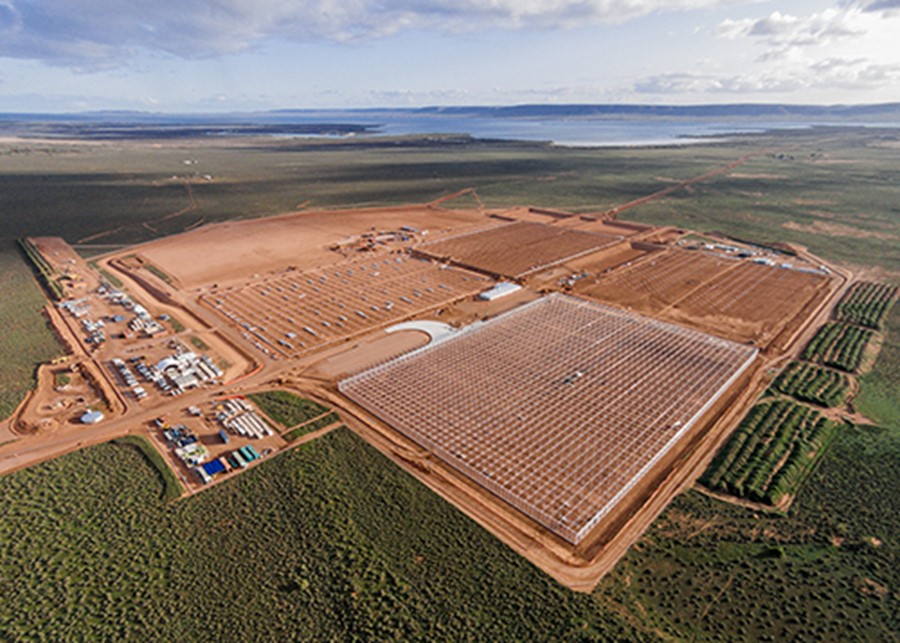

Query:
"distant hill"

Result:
[[5, 102, 898, 123], [406, 103, 900, 121]]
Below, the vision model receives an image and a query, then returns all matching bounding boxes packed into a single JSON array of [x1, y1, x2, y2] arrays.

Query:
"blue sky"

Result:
[[1, 0, 898, 111]]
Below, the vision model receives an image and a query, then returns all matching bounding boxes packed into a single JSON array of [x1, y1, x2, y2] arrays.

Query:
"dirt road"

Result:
[[595, 151, 768, 219]]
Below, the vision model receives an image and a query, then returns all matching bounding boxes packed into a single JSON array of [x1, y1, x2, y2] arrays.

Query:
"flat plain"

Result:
[[202, 255, 489, 359], [415, 220, 621, 277], [1, 127, 898, 639], [576, 247, 830, 344]]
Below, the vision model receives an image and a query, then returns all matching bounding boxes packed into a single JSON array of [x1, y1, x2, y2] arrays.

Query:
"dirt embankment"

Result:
[[43, 303, 81, 357], [12, 358, 123, 436]]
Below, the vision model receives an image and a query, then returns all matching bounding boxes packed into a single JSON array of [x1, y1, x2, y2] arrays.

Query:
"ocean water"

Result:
[[268, 111, 899, 147], [366, 114, 787, 147], [6, 109, 899, 146]]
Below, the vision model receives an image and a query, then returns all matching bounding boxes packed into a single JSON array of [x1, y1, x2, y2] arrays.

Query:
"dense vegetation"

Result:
[[0, 431, 641, 640], [772, 361, 850, 408], [113, 435, 184, 502], [608, 422, 899, 640], [247, 390, 330, 429], [284, 413, 341, 442], [801, 322, 874, 373], [0, 241, 64, 419], [624, 301, 898, 637], [855, 302, 900, 430], [701, 401, 840, 506], [834, 281, 898, 330], [2, 414, 897, 640]]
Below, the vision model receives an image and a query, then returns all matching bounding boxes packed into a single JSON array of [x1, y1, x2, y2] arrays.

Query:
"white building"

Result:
[[479, 282, 522, 301], [80, 410, 104, 424]]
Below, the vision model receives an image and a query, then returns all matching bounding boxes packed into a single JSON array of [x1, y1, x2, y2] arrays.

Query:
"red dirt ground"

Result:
[[415, 220, 622, 278], [199, 255, 490, 360], [138, 204, 494, 289], [577, 248, 833, 346]]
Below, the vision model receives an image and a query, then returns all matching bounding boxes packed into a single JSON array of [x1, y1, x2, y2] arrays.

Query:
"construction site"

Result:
[[415, 220, 622, 278], [1, 193, 847, 590], [199, 255, 490, 360], [575, 245, 831, 347], [340, 295, 758, 544]]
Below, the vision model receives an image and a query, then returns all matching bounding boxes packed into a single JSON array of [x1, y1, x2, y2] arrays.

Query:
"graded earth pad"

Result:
[[415, 220, 622, 278], [137, 205, 491, 289], [672, 261, 829, 329], [578, 249, 734, 310], [577, 249, 832, 345], [340, 294, 757, 544], [200, 255, 490, 359]]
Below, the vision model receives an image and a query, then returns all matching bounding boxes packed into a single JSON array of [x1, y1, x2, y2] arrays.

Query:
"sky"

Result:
[[0, 0, 898, 111]]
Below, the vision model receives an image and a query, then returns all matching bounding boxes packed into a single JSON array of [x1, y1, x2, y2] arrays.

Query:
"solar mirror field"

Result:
[[341, 294, 757, 543]]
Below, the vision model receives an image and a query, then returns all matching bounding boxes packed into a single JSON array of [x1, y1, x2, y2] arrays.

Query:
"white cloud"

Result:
[[634, 58, 900, 95], [654, 2, 900, 98], [633, 73, 712, 94], [717, 7, 864, 49], [0, 0, 748, 69]]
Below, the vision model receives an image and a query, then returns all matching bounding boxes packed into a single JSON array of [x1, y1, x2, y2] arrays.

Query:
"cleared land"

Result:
[[201, 255, 489, 359], [0, 194, 840, 589], [415, 220, 621, 278], [341, 294, 757, 544], [579, 249, 831, 345], [140, 204, 489, 289], [577, 249, 733, 310], [674, 261, 827, 327]]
